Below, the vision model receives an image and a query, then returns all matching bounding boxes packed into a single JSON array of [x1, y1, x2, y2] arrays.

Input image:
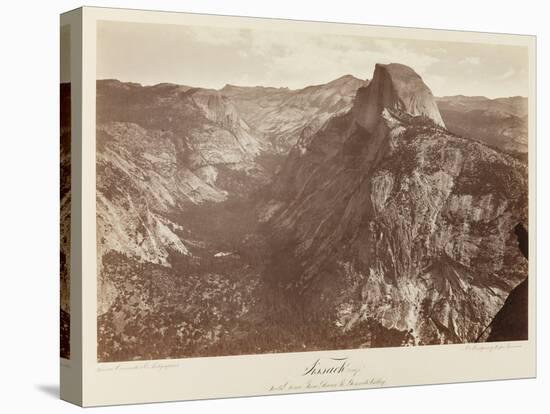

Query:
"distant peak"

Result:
[[437, 94, 489, 101], [352, 63, 445, 132], [97, 78, 144, 88], [325, 74, 366, 86], [331, 74, 359, 81], [221, 83, 289, 92]]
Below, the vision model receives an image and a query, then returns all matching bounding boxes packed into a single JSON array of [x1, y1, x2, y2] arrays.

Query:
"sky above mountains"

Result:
[[97, 20, 529, 98]]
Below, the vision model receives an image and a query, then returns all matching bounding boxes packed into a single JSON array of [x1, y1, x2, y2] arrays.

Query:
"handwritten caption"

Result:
[[268, 357, 386, 393], [97, 361, 179, 373], [464, 343, 523, 352]]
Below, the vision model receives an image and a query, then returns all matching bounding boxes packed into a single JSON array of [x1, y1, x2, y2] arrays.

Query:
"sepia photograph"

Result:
[[1, 0, 546, 410], [95, 19, 529, 363]]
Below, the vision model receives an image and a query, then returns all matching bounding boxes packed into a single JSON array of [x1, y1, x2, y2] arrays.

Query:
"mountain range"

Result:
[[436, 95, 528, 155], [94, 63, 528, 361]]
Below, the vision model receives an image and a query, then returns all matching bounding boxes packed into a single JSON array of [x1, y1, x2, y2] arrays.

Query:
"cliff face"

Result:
[[353, 63, 445, 133], [265, 63, 527, 345]]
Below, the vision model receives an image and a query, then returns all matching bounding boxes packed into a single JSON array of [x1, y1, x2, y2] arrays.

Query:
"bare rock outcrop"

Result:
[[265, 63, 527, 346], [353, 63, 445, 133]]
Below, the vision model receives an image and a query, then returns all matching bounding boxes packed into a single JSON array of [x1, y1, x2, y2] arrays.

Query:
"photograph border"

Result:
[[66, 6, 536, 406]]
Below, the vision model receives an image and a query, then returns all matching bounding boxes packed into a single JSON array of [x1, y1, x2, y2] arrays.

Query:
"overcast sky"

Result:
[[97, 21, 529, 98]]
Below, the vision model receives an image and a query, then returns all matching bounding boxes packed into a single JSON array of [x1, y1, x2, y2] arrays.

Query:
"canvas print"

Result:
[[95, 21, 529, 362], [60, 23, 71, 360]]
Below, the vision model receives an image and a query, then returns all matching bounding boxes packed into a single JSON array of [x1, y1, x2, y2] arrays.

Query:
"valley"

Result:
[[96, 64, 528, 362]]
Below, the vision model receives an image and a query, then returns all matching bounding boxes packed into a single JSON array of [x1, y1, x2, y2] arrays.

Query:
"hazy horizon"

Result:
[[95, 74, 528, 99], [97, 20, 529, 99]]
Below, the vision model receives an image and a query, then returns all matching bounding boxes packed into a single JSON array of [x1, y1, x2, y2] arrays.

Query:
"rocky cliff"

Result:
[[353, 63, 444, 133], [264, 63, 528, 346]]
